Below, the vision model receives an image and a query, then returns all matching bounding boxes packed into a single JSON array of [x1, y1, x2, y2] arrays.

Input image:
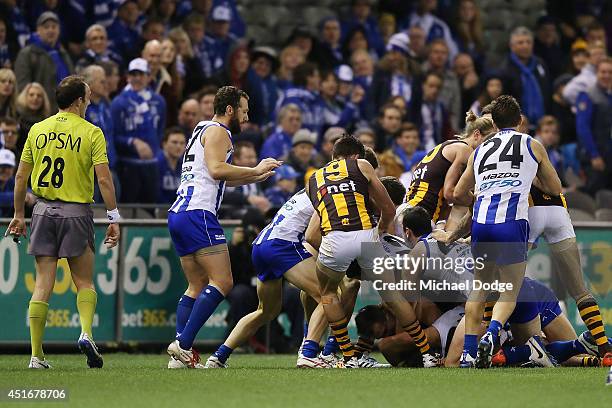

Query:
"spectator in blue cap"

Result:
[[205, 4, 238, 77], [265, 164, 300, 208]]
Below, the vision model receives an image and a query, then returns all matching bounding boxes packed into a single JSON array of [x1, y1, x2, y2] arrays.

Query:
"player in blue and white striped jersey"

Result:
[[166, 86, 281, 368], [204, 189, 326, 368], [453, 95, 562, 368]]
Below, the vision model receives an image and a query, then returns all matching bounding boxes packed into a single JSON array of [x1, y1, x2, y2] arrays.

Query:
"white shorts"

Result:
[[431, 305, 464, 357], [318, 228, 385, 273], [528, 206, 575, 244]]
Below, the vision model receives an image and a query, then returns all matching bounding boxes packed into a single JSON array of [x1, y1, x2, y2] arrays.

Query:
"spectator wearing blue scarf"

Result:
[[535, 116, 566, 183], [111, 58, 163, 204], [261, 104, 302, 160], [14, 12, 74, 112], [389, 123, 427, 172], [279, 62, 326, 139], [501, 27, 551, 129]]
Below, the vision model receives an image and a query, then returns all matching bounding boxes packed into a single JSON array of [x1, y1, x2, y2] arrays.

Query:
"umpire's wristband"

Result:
[[107, 208, 121, 223]]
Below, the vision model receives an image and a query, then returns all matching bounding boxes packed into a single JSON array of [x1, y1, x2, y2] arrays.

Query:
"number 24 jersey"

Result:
[[473, 129, 538, 225]]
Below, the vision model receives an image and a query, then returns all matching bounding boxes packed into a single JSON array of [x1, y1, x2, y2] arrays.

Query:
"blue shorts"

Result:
[[471, 219, 529, 265], [252, 239, 312, 282], [509, 278, 562, 329], [168, 210, 226, 257]]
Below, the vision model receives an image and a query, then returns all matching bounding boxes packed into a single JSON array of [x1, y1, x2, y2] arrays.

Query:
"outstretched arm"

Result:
[[204, 126, 281, 181]]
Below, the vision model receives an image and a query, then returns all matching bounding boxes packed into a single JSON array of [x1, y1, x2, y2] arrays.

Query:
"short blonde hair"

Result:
[[16, 82, 51, 118]]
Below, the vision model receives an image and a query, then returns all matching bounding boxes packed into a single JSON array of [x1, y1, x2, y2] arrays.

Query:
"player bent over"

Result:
[[308, 135, 435, 368], [7, 76, 120, 368], [204, 190, 321, 368], [299, 176, 406, 369], [445, 278, 606, 368], [166, 87, 281, 368]]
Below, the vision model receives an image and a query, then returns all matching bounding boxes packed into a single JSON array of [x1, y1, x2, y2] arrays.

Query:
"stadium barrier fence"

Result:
[[0, 219, 610, 346]]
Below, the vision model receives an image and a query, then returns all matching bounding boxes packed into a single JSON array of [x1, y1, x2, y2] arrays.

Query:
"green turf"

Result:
[[0, 354, 609, 408]]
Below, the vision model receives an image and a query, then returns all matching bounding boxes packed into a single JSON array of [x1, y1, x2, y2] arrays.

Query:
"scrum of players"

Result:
[[166, 87, 611, 379]]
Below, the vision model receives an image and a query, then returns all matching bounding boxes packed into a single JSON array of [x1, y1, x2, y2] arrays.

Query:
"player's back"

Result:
[[254, 189, 314, 244], [406, 140, 468, 222], [420, 236, 474, 302], [308, 158, 376, 235], [473, 129, 538, 224], [169, 120, 233, 215], [22, 111, 108, 203]]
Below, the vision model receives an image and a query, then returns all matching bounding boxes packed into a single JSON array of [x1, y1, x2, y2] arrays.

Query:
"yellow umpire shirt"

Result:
[[20, 111, 109, 203]]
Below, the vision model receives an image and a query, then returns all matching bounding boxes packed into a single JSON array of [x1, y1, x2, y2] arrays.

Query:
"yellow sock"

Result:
[[77, 288, 97, 337], [29, 301, 49, 359]]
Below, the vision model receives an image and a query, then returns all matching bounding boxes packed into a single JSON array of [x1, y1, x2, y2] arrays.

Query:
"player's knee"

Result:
[[259, 303, 282, 321], [211, 277, 233, 296]]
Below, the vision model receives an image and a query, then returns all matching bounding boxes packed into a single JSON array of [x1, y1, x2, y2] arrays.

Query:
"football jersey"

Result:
[[473, 129, 538, 224], [169, 121, 233, 215], [21, 112, 108, 203], [308, 158, 376, 235], [419, 235, 474, 302], [528, 185, 567, 208], [406, 140, 467, 222], [253, 189, 314, 244]]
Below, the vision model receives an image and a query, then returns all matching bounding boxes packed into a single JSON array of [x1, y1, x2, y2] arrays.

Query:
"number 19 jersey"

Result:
[[308, 159, 376, 235], [473, 130, 538, 224]]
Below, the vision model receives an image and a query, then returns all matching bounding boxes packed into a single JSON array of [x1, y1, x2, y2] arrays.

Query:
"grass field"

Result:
[[0, 354, 610, 408]]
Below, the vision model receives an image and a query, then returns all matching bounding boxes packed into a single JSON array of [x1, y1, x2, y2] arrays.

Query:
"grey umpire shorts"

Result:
[[28, 199, 95, 258]]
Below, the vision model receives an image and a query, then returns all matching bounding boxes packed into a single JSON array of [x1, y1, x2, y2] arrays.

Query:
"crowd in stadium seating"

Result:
[[0, 0, 611, 222]]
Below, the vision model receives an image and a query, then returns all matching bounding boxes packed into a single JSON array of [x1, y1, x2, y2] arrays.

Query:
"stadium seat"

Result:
[[563, 168, 584, 189], [563, 190, 598, 214], [595, 208, 612, 221], [301, 6, 336, 28], [246, 25, 276, 45], [567, 208, 595, 222], [595, 189, 612, 209], [258, 5, 291, 28], [276, 24, 303, 44]]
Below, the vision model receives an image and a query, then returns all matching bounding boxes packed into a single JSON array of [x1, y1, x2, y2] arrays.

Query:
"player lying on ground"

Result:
[[166, 87, 281, 368], [352, 206, 472, 366], [445, 277, 608, 367]]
